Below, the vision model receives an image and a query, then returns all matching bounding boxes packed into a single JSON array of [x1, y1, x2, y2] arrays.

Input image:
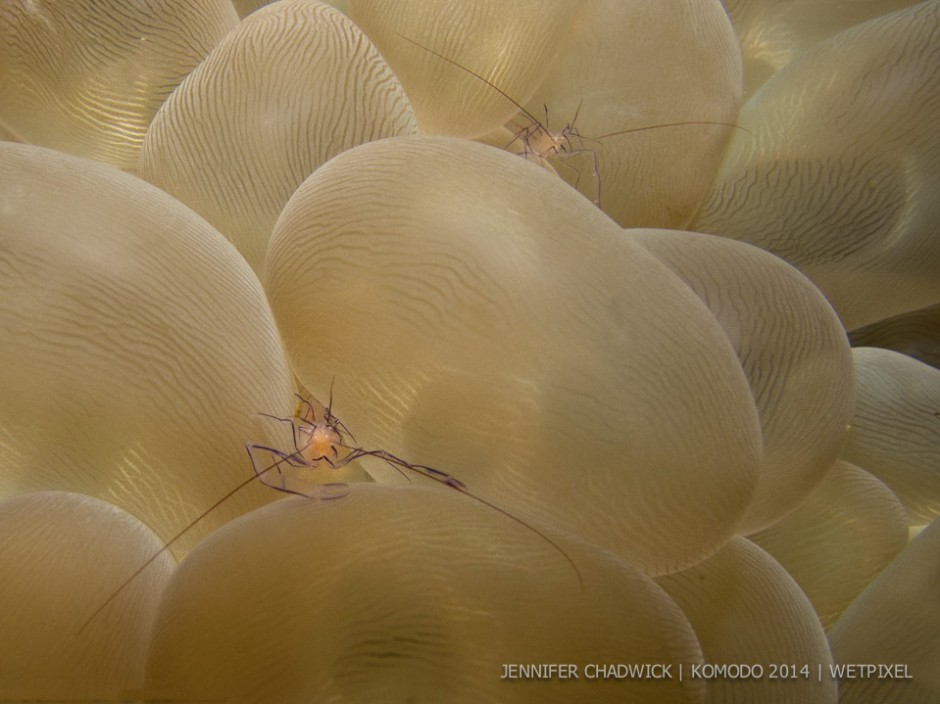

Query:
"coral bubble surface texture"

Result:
[[0, 0, 238, 169], [140, 0, 418, 271], [0, 142, 295, 555], [1, 0, 938, 701], [145, 485, 706, 703], [693, 0, 940, 330], [265, 135, 767, 577], [0, 491, 173, 700]]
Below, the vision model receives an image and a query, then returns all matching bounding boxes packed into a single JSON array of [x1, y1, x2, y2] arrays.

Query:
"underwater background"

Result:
[[1, 1, 938, 701]]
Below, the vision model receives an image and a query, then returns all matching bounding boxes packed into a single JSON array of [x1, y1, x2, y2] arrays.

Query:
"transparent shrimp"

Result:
[[397, 33, 749, 207], [248, 391, 584, 588], [80, 390, 583, 632]]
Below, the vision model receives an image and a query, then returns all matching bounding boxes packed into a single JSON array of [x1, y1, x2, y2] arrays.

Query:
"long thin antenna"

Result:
[[396, 32, 544, 129], [345, 446, 584, 591], [589, 120, 752, 141], [77, 450, 299, 634], [397, 32, 750, 144]]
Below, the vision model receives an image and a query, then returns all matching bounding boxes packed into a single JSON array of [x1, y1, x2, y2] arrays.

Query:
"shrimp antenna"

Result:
[[326, 376, 336, 414], [77, 449, 303, 634], [343, 446, 584, 591], [317, 377, 357, 444], [396, 33, 545, 129], [589, 120, 752, 141]]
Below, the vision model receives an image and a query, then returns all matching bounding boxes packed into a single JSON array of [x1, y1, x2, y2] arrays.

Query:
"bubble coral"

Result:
[[849, 302, 940, 369], [0, 0, 933, 700], [265, 134, 769, 576], [749, 460, 909, 628], [693, 1, 940, 330], [0, 491, 173, 699], [841, 347, 940, 524], [140, 0, 418, 271], [632, 229, 853, 532], [0, 0, 238, 169], [723, 0, 918, 95], [0, 141, 295, 555], [828, 515, 940, 703], [144, 484, 706, 703], [657, 537, 838, 703]]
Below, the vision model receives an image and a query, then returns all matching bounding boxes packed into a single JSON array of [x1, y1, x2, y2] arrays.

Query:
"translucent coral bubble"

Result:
[[231, 0, 270, 16], [633, 229, 855, 531], [144, 484, 705, 703], [657, 537, 838, 703], [349, 0, 572, 138], [828, 515, 940, 703], [0, 142, 295, 556], [693, 1, 940, 330], [235, 0, 347, 14], [749, 461, 909, 628], [140, 0, 418, 272], [265, 135, 762, 575], [840, 347, 940, 524], [724, 0, 919, 96], [517, 0, 743, 228], [849, 302, 940, 370], [0, 0, 238, 169], [0, 491, 173, 699]]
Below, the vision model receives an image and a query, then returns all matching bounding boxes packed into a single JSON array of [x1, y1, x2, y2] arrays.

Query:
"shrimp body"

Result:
[[510, 121, 575, 158], [297, 418, 343, 463]]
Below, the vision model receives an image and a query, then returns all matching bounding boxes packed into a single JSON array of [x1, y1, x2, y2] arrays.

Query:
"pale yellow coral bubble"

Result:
[[520, 0, 743, 228], [349, 0, 574, 138], [0, 142, 295, 556], [230, 0, 272, 16], [140, 0, 418, 272], [633, 229, 855, 531], [0, 491, 173, 699], [234, 0, 349, 15], [657, 537, 838, 703], [828, 515, 940, 703], [0, 0, 237, 169], [840, 347, 940, 524], [723, 0, 918, 95], [694, 1, 940, 330], [145, 484, 706, 703], [749, 460, 909, 628], [849, 302, 940, 369], [265, 134, 763, 575]]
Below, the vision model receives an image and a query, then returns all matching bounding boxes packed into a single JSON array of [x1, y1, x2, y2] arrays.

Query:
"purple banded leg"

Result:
[[255, 412, 307, 458], [343, 448, 468, 492], [246, 443, 307, 493]]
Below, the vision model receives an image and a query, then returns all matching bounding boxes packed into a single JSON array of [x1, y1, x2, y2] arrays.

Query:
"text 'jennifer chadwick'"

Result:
[[501, 663, 672, 680]]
